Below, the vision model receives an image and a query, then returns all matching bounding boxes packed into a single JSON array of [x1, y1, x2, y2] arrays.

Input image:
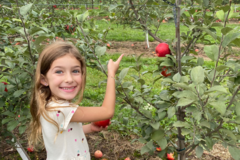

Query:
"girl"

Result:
[[28, 41, 123, 160]]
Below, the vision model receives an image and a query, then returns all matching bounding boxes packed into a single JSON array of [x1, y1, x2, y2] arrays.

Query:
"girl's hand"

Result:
[[108, 54, 124, 77], [90, 122, 110, 132]]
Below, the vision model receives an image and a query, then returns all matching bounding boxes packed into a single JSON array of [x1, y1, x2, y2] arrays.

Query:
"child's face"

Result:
[[41, 54, 82, 101]]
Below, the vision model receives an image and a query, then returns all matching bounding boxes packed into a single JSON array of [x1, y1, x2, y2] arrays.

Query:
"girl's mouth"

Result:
[[60, 86, 76, 92]]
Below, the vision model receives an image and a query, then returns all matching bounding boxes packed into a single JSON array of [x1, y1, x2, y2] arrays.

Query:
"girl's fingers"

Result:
[[116, 54, 124, 64]]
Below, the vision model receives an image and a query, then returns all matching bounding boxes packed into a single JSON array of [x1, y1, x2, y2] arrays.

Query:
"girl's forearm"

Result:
[[101, 74, 116, 118]]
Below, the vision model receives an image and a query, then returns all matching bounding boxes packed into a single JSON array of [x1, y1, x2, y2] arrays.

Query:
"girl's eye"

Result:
[[73, 70, 80, 73], [55, 70, 63, 74]]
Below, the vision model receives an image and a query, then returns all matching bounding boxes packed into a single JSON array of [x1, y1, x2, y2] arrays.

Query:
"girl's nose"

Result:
[[65, 73, 73, 83]]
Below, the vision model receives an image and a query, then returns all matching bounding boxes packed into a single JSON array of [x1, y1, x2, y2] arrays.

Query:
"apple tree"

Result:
[[76, 0, 240, 159]]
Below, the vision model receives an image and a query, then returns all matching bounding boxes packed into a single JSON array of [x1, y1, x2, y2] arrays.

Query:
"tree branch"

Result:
[[15, 0, 34, 64], [129, 0, 164, 43]]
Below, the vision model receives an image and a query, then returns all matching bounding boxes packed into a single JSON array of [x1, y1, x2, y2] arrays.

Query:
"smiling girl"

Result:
[[28, 42, 123, 160]]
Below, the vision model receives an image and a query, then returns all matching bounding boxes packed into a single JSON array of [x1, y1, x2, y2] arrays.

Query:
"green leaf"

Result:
[[203, 0, 209, 7], [7, 120, 19, 132], [159, 90, 172, 101], [204, 45, 219, 61], [205, 137, 214, 150], [77, 10, 89, 22], [206, 85, 227, 93], [151, 129, 165, 141], [118, 68, 129, 82], [210, 101, 226, 115], [156, 138, 167, 150], [167, 107, 175, 118], [196, 146, 203, 158], [229, 146, 240, 160], [20, 3, 33, 16], [197, 57, 204, 66], [177, 98, 194, 107], [95, 46, 106, 57], [173, 73, 181, 83], [0, 83, 5, 92], [173, 121, 190, 128], [196, 27, 217, 40], [2, 111, 15, 117], [13, 89, 25, 97], [235, 102, 240, 116], [19, 125, 27, 134], [150, 122, 160, 130], [109, 4, 119, 11], [181, 128, 191, 136], [199, 121, 211, 128], [173, 90, 197, 100], [222, 32, 240, 48], [222, 129, 237, 141], [158, 112, 167, 120], [2, 118, 13, 124], [141, 145, 150, 154], [216, 10, 225, 21], [191, 66, 205, 84], [221, 27, 233, 35]]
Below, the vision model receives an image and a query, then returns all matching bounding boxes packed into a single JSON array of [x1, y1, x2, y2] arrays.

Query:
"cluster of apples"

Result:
[[155, 43, 172, 77], [156, 147, 175, 160], [64, 25, 76, 34]]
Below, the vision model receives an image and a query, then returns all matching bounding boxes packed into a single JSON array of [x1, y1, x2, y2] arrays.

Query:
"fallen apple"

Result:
[[125, 157, 131, 160], [107, 43, 110, 47], [94, 150, 103, 158], [195, 49, 199, 52], [155, 43, 171, 57], [94, 119, 110, 128], [27, 146, 34, 152], [156, 147, 162, 151], [167, 153, 174, 160]]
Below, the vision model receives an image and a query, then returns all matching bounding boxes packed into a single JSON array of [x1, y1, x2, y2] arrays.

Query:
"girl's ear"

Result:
[[40, 74, 48, 86]]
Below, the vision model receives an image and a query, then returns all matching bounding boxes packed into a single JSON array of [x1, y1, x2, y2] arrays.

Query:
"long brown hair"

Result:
[[27, 41, 86, 148]]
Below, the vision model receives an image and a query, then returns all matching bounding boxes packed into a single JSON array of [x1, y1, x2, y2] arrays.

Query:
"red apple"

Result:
[[161, 66, 171, 77], [94, 119, 110, 128], [27, 146, 34, 152], [155, 43, 171, 57], [167, 153, 174, 160], [53, 5, 57, 8], [94, 150, 103, 158], [125, 157, 131, 160], [195, 49, 199, 52], [107, 43, 110, 47], [156, 147, 162, 151]]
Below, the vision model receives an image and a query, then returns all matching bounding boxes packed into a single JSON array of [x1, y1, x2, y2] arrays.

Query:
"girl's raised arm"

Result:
[[71, 54, 124, 123]]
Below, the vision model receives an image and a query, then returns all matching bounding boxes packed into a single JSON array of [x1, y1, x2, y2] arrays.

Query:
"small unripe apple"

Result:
[[94, 119, 110, 128], [94, 150, 103, 158]]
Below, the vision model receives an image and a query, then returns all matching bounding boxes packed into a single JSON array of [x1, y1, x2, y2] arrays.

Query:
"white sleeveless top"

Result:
[[40, 100, 90, 160]]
